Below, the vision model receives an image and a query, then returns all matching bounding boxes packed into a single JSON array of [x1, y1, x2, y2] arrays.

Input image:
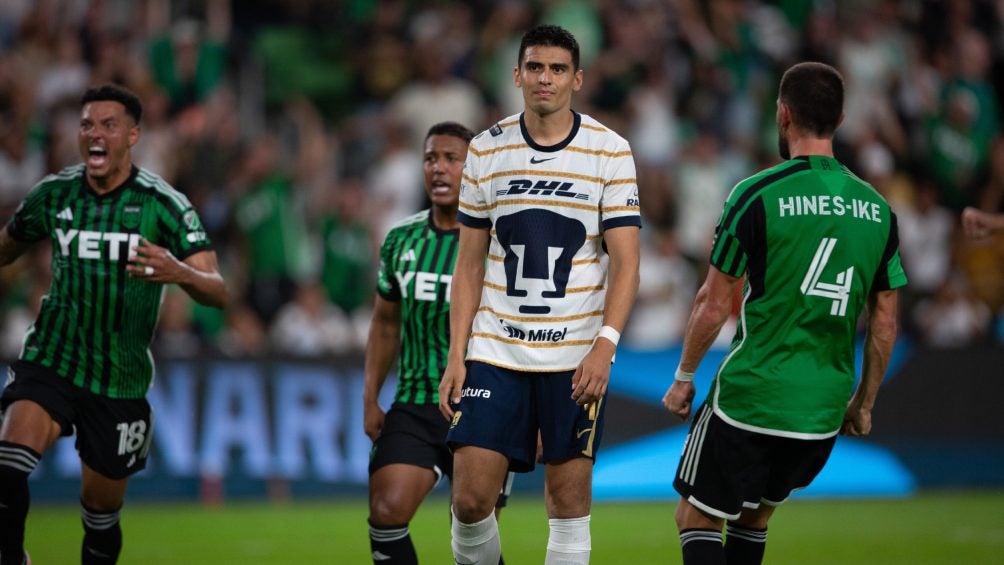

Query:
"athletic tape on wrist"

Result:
[[596, 325, 620, 347], [675, 367, 695, 382]]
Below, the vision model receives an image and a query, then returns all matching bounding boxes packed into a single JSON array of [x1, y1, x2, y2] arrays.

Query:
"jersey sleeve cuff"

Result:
[[601, 216, 641, 231], [458, 212, 491, 229]]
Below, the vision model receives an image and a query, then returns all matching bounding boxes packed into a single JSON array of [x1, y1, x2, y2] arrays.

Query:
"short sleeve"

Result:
[[708, 198, 750, 278], [162, 205, 213, 260], [376, 233, 401, 301], [6, 182, 51, 243], [457, 145, 491, 229], [872, 212, 908, 291], [600, 144, 642, 231]]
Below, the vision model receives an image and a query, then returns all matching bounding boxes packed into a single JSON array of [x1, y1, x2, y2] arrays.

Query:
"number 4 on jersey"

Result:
[[800, 237, 853, 316]]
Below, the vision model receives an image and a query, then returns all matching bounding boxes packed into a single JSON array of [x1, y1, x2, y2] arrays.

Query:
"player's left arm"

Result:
[[842, 288, 898, 437], [571, 224, 640, 406], [128, 238, 229, 309]]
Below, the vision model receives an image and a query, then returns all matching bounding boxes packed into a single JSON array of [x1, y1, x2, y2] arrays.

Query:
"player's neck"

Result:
[[432, 205, 459, 231], [787, 136, 834, 159], [523, 108, 574, 146], [86, 162, 133, 195]]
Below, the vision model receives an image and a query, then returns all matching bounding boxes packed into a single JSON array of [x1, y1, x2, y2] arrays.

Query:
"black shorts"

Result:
[[1, 361, 153, 480], [446, 361, 607, 473], [369, 401, 515, 507], [673, 403, 836, 520], [369, 402, 453, 481]]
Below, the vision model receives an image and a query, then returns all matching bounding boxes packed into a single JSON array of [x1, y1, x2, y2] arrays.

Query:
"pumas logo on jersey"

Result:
[[496, 180, 588, 200], [56, 207, 74, 221]]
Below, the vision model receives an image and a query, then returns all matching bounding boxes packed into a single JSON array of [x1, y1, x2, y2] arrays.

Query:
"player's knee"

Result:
[[451, 490, 496, 524], [368, 494, 414, 526]]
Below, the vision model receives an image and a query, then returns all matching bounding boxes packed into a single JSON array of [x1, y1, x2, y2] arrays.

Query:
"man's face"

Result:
[[423, 133, 468, 207], [514, 45, 582, 117], [78, 100, 138, 184]]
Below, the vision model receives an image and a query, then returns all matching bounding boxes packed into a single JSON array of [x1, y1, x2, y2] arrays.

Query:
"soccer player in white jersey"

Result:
[[438, 24, 641, 565]]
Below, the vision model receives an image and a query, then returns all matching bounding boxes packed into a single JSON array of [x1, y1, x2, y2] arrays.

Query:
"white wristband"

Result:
[[596, 325, 620, 347], [675, 368, 695, 382]]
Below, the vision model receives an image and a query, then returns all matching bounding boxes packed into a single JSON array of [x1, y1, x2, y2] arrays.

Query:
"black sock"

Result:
[[0, 442, 39, 565], [80, 503, 122, 565], [368, 519, 417, 564], [725, 523, 767, 565], [498, 554, 505, 565], [680, 528, 725, 565]]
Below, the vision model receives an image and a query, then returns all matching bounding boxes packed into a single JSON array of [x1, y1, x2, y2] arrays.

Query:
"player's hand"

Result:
[[841, 400, 872, 437], [127, 238, 185, 283], [663, 380, 695, 421], [363, 401, 385, 442], [571, 339, 614, 406], [438, 360, 467, 421]]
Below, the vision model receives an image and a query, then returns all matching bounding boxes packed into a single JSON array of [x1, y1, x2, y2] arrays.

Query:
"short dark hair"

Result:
[[426, 121, 475, 144], [81, 84, 143, 124], [778, 62, 844, 137], [518, 24, 580, 71]]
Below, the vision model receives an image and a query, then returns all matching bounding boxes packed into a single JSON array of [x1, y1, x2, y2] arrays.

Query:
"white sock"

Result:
[[451, 506, 501, 565], [545, 515, 591, 564]]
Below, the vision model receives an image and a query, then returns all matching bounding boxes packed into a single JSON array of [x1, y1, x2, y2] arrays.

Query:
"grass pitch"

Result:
[[27, 490, 1004, 563]]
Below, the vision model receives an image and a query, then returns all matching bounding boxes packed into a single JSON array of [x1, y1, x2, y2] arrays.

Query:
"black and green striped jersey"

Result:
[[6, 165, 213, 399], [376, 210, 458, 405], [708, 155, 907, 438]]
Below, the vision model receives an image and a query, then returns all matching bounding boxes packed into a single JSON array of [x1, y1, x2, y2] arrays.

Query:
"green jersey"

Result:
[[7, 165, 212, 399], [708, 156, 907, 438], [376, 210, 458, 405]]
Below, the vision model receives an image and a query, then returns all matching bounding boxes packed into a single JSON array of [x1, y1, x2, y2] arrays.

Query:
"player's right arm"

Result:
[[363, 294, 402, 441], [962, 206, 1004, 240], [842, 288, 898, 437], [439, 224, 489, 421], [0, 226, 32, 267], [662, 266, 740, 420]]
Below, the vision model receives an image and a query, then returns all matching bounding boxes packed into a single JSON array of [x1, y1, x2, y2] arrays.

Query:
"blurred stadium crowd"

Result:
[[1, 0, 1003, 360]]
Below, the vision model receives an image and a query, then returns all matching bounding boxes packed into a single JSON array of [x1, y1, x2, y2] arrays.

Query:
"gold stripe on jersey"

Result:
[[483, 281, 604, 294], [564, 146, 633, 158], [604, 178, 637, 187], [580, 123, 609, 133], [603, 205, 642, 213], [467, 357, 579, 374], [478, 306, 603, 323], [486, 254, 599, 265], [461, 200, 597, 214], [471, 332, 594, 348], [489, 230, 598, 239], [469, 143, 531, 157], [480, 169, 606, 185]]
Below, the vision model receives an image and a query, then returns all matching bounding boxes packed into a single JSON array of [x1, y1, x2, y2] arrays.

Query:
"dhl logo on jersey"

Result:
[[495, 180, 589, 200]]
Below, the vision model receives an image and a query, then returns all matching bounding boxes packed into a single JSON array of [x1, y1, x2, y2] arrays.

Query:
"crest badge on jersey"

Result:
[[183, 210, 202, 230], [122, 205, 142, 229]]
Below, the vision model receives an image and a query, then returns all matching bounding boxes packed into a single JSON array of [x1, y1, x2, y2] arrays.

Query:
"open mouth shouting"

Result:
[[87, 144, 109, 171]]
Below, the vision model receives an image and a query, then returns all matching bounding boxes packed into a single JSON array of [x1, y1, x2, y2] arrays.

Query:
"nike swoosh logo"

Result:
[[530, 156, 556, 164]]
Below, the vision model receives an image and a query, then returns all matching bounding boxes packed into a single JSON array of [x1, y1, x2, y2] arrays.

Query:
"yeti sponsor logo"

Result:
[[56, 228, 141, 261], [499, 319, 526, 340], [461, 387, 491, 399], [527, 327, 568, 342]]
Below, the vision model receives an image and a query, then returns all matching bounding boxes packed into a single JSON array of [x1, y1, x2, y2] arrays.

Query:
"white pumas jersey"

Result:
[[458, 111, 641, 371]]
